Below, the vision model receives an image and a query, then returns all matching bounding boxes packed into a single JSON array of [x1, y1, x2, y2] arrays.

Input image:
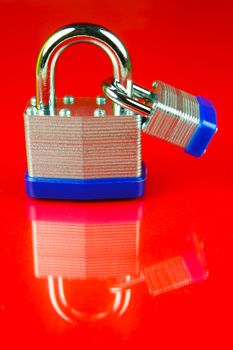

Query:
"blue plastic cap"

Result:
[[185, 96, 217, 157], [25, 163, 146, 201]]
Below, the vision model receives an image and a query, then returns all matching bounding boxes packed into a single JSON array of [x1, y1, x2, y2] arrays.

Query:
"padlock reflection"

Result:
[[30, 199, 143, 323], [140, 232, 208, 296], [29, 200, 208, 323], [31, 200, 142, 280]]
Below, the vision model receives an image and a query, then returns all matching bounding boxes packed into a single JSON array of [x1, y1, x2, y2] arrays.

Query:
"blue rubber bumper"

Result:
[[185, 96, 217, 157], [25, 163, 146, 200]]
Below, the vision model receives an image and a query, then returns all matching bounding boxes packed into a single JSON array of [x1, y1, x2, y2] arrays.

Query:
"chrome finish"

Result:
[[125, 109, 135, 116], [152, 81, 159, 89], [63, 95, 75, 105], [36, 23, 132, 115], [26, 106, 38, 116], [59, 108, 71, 117], [144, 81, 200, 148], [94, 108, 106, 117], [96, 95, 106, 105], [25, 22, 214, 189], [103, 79, 200, 148], [103, 78, 151, 116], [24, 24, 142, 180], [133, 84, 152, 99], [25, 98, 142, 179], [30, 96, 37, 107]]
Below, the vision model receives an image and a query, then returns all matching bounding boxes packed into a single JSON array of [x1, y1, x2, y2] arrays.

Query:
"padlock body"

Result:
[[24, 98, 146, 200], [143, 81, 217, 157]]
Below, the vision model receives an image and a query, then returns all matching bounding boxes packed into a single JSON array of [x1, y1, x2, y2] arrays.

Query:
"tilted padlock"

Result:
[[24, 23, 145, 200], [103, 75, 217, 157]]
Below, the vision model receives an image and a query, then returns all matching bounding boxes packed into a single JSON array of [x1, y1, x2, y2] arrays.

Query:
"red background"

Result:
[[0, 0, 233, 349]]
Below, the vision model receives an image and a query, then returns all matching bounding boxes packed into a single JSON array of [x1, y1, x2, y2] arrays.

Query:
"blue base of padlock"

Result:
[[25, 163, 146, 200]]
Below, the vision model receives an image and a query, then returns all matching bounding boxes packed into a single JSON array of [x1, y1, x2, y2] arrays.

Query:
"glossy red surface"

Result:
[[1, 0, 232, 349]]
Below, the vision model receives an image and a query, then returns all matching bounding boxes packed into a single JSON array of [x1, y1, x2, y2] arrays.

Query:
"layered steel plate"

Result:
[[143, 81, 200, 148], [24, 98, 142, 179]]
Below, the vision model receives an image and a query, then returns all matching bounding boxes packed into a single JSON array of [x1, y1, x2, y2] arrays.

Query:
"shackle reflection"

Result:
[[29, 199, 208, 324]]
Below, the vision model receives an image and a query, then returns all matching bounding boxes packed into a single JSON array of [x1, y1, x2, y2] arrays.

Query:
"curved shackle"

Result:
[[36, 23, 133, 115], [103, 78, 152, 117]]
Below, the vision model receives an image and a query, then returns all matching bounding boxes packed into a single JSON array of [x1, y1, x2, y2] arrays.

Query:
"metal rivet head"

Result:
[[63, 95, 75, 104], [30, 96, 37, 107], [152, 81, 159, 89], [96, 95, 106, 105], [125, 109, 135, 116], [94, 108, 106, 117], [59, 108, 71, 117], [26, 106, 38, 116]]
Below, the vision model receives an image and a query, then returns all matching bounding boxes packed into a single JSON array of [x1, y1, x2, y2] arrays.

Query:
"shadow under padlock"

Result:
[[29, 199, 143, 323], [29, 200, 208, 324]]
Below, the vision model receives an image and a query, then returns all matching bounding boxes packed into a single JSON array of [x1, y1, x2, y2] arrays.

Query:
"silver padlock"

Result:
[[103, 77, 217, 157], [24, 23, 145, 201]]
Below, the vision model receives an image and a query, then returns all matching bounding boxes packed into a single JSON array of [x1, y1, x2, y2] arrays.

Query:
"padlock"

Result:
[[24, 23, 145, 200], [103, 77, 217, 157]]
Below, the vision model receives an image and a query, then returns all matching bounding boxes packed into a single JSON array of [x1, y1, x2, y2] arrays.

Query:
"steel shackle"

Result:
[[36, 23, 133, 115]]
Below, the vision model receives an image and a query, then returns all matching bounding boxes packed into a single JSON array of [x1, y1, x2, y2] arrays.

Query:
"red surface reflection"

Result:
[[1, 0, 232, 347], [29, 199, 208, 324]]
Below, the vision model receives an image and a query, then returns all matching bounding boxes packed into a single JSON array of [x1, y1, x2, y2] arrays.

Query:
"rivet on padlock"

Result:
[[103, 77, 217, 157], [24, 23, 146, 200]]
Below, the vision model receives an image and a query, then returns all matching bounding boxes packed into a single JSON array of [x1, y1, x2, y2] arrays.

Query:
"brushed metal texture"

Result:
[[25, 98, 142, 179], [143, 81, 200, 148]]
